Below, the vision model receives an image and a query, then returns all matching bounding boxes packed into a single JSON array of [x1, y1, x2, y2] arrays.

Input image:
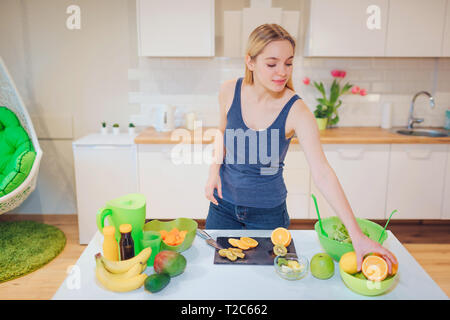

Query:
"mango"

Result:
[[154, 250, 186, 277], [144, 273, 170, 293]]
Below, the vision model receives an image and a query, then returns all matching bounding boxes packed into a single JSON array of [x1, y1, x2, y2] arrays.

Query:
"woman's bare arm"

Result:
[[288, 99, 397, 271]]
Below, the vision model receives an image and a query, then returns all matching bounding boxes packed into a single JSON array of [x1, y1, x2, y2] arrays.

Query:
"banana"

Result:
[[95, 255, 143, 280], [99, 247, 152, 274], [95, 258, 147, 292]]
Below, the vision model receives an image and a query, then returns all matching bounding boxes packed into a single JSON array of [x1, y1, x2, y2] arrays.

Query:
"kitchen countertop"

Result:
[[53, 229, 448, 300], [134, 126, 450, 144]]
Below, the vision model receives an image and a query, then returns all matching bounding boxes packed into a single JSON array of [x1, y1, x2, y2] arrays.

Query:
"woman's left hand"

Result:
[[351, 233, 398, 274]]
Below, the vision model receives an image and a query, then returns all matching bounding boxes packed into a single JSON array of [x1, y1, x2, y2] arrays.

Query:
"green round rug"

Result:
[[0, 220, 66, 283]]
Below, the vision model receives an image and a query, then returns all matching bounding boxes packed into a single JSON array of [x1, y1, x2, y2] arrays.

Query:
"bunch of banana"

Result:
[[94, 247, 151, 292]]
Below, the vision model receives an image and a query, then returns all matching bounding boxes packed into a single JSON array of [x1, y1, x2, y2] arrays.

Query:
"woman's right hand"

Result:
[[205, 173, 222, 206]]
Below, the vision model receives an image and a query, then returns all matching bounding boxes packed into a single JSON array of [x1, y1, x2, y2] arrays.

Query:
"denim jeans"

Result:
[[205, 196, 290, 230]]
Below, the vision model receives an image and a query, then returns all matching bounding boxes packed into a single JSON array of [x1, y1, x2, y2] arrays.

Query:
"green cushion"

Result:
[[0, 106, 36, 197]]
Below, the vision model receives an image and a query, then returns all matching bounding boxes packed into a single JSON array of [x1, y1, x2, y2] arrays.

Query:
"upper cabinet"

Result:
[[304, 0, 389, 57], [385, 0, 447, 57], [137, 0, 215, 57], [305, 0, 450, 57], [442, 0, 450, 56]]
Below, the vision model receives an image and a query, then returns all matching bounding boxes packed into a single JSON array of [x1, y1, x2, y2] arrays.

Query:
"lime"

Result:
[[273, 244, 287, 256]]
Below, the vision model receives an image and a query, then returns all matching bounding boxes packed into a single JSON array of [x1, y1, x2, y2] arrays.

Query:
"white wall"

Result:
[[1, 0, 449, 214]]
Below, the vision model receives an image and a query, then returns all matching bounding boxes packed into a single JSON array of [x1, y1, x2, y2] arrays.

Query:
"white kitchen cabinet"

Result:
[[441, 145, 450, 219], [137, 0, 215, 57], [138, 144, 211, 219], [309, 144, 390, 220], [73, 134, 139, 244], [386, 144, 447, 219], [304, 0, 389, 57], [385, 0, 447, 57], [284, 144, 310, 219], [442, 0, 450, 56]]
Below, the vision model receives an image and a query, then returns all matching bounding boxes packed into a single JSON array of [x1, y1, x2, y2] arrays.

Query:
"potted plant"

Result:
[[101, 122, 108, 135], [303, 70, 367, 129], [128, 122, 136, 135], [112, 123, 120, 135]]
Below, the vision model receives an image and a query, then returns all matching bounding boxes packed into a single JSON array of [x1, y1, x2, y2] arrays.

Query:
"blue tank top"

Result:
[[214, 77, 301, 208]]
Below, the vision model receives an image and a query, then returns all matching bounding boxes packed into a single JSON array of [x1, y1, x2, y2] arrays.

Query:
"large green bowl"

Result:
[[143, 218, 197, 253], [339, 267, 398, 296], [314, 216, 387, 261]]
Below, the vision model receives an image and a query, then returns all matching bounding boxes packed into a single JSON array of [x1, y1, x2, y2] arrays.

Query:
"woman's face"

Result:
[[246, 39, 294, 93]]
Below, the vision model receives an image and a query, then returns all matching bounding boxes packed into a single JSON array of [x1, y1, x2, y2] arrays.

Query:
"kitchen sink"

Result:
[[391, 128, 450, 137]]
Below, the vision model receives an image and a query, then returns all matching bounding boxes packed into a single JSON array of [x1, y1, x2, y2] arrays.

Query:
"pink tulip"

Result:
[[351, 86, 360, 94], [359, 88, 367, 96], [331, 69, 346, 78], [303, 77, 310, 85]]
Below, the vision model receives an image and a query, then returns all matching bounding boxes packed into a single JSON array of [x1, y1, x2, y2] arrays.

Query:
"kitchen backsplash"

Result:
[[129, 56, 450, 128]]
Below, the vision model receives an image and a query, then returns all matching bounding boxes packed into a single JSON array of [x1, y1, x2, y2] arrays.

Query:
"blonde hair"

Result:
[[244, 24, 296, 91]]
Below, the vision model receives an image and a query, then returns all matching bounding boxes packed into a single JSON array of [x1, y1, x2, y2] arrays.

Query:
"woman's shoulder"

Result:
[[219, 78, 239, 95], [219, 78, 240, 107]]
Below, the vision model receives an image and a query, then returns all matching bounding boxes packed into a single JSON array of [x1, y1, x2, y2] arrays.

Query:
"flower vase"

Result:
[[316, 118, 328, 131]]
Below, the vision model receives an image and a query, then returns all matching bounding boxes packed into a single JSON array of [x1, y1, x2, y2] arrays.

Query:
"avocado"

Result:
[[144, 273, 170, 293]]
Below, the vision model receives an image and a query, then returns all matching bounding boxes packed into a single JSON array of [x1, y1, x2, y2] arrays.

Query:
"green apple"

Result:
[[310, 253, 335, 279]]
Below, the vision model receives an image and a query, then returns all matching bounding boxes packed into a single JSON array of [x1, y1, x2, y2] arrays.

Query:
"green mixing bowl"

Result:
[[143, 217, 197, 253], [339, 267, 398, 296], [314, 216, 388, 261]]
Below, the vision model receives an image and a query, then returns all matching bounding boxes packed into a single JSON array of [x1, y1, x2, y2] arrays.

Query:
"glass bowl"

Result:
[[274, 253, 309, 280]]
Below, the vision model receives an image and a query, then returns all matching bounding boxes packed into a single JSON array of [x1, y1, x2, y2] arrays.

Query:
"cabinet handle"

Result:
[[406, 150, 431, 160], [337, 148, 364, 160]]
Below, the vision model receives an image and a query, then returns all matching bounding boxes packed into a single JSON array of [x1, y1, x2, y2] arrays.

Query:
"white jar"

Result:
[[185, 112, 196, 130], [380, 102, 392, 129]]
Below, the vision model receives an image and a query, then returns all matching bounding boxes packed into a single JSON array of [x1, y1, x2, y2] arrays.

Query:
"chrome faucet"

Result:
[[407, 91, 435, 129]]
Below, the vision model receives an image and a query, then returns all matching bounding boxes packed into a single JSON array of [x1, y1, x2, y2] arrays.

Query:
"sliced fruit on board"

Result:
[[239, 237, 259, 248], [273, 244, 287, 256], [228, 238, 250, 250], [271, 227, 291, 247]]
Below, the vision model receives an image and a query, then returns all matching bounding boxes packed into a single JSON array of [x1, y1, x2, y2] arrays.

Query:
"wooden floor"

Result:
[[0, 214, 449, 300]]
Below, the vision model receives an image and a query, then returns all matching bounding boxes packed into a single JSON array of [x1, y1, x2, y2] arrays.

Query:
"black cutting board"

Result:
[[213, 237, 296, 265]]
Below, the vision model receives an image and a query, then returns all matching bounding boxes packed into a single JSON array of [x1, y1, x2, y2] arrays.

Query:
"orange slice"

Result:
[[239, 237, 258, 248], [271, 227, 291, 247], [362, 255, 389, 281], [228, 238, 250, 250], [371, 253, 398, 276]]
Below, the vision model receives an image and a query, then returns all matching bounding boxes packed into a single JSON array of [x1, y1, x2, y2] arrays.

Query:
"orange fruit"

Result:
[[239, 237, 258, 248], [271, 227, 291, 247], [362, 255, 388, 281], [228, 238, 250, 250], [371, 253, 398, 276]]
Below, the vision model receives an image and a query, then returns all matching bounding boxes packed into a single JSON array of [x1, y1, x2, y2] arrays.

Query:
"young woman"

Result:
[[204, 24, 397, 273]]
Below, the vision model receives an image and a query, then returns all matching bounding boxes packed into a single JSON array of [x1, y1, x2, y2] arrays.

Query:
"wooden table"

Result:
[[53, 230, 448, 300]]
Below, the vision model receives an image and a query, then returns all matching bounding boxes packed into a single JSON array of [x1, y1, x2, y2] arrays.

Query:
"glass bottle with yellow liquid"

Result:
[[102, 225, 119, 261]]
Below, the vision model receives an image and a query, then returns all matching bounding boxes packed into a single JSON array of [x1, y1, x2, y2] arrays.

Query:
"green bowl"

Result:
[[339, 267, 398, 296], [314, 216, 387, 261], [143, 218, 197, 253]]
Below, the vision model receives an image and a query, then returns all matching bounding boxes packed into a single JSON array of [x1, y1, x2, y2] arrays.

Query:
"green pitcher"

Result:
[[97, 193, 146, 256]]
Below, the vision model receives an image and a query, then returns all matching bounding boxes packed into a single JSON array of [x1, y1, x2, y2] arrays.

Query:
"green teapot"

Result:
[[97, 193, 146, 256]]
